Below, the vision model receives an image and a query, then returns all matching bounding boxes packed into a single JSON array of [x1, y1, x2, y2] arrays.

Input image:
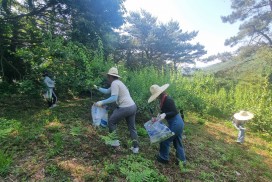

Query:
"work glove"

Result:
[[93, 85, 98, 90], [159, 113, 166, 120], [95, 101, 103, 107]]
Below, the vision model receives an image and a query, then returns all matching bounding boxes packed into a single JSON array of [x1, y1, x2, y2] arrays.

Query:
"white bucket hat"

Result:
[[107, 67, 121, 78], [234, 111, 254, 121], [148, 84, 169, 103]]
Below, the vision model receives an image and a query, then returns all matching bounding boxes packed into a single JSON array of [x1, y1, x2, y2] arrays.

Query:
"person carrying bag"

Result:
[[148, 83, 186, 166]]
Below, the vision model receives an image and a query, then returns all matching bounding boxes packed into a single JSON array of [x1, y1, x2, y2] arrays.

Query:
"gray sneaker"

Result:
[[49, 104, 57, 109]]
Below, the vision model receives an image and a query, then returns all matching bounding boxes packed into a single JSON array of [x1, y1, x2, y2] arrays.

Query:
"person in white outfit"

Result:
[[232, 111, 254, 144], [94, 67, 139, 153], [43, 71, 58, 109]]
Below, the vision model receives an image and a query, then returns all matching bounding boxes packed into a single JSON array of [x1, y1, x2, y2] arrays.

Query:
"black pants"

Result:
[[180, 109, 185, 121], [47, 88, 57, 107]]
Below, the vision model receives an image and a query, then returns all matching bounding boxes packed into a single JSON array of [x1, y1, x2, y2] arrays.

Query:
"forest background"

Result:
[[0, 0, 272, 181]]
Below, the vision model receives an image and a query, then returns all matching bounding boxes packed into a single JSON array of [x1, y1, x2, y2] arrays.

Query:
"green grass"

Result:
[[0, 150, 12, 176], [0, 96, 271, 181]]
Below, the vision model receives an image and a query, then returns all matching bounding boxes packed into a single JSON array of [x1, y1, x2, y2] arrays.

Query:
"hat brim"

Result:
[[107, 73, 121, 78], [148, 84, 169, 103], [234, 112, 254, 120]]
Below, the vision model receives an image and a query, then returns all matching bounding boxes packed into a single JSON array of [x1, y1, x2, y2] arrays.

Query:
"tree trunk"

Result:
[[257, 30, 272, 46], [0, 51, 4, 78]]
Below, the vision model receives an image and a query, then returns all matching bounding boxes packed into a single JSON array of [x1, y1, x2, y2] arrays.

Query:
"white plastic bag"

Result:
[[144, 118, 174, 144], [91, 104, 108, 127], [100, 111, 108, 127]]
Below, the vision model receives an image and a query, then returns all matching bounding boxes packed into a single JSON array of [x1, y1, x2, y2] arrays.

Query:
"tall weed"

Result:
[[122, 67, 271, 137], [0, 150, 12, 176]]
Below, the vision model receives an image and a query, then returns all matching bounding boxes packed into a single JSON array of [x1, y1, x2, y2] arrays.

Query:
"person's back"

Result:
[[44, 75, 55, 88], [111, 79, 135, 107]]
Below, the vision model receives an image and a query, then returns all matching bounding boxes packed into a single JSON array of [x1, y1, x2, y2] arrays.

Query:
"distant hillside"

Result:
[[201, 57, 271, 83]]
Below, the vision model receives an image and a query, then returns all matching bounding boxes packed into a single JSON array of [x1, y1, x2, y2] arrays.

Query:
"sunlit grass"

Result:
[[58, 159, 96, 181], [0, 97, 271, 181], [0, 118, 21, 139], [45, 121, 64, 131]]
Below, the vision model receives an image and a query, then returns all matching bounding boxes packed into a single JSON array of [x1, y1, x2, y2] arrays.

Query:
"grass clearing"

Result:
[[0, 97, 271, 181]]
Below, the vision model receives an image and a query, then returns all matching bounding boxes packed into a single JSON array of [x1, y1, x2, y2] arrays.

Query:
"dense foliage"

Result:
[[0, 0, 124, 83], [0, 1, 272, 180], [120, 67, 272, 138], [1, 0, 271, 138]]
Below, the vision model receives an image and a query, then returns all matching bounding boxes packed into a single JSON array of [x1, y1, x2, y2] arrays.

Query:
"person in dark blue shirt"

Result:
[[148, 84, 186, 166]]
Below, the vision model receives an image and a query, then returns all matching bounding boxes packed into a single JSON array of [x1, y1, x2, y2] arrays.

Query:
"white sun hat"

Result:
[[234, 111, 254, 121], [107, 67, 121, 78], [148, 84, 169, 103]]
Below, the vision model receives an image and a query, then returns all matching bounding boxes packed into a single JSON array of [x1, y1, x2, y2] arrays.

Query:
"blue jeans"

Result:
[[233, 122, 245, 143], [159, 114, 186, 162], [237, 127, 245, 143]]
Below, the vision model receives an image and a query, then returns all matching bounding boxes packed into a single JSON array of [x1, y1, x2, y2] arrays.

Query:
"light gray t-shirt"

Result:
[[44, 76, 55, 88], [111, 80, 135, 107]]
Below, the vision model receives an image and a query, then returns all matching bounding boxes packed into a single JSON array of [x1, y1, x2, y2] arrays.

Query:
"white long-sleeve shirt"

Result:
[[98, 80, 135, 107]]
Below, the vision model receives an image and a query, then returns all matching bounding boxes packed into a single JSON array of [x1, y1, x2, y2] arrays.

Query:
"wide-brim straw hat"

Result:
[[234, 111, 254, 121], [148, 84, 169, 103], [107, 67, 121, 78]]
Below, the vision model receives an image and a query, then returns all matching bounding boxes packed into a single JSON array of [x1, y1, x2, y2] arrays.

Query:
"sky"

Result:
[[123, 0, 240, 62]]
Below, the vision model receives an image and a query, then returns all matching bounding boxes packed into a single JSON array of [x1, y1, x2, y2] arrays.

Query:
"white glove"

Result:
[[94, 85, 98, 90], [95, 101, 103, 107], [160, 113, 166, 120]]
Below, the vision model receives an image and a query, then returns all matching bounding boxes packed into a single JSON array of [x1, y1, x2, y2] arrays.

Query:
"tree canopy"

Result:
[[221, 0, 272, 47], [117, 10, 206, 69], [0, 0, 125, 82], [0, 1, 207, 95]]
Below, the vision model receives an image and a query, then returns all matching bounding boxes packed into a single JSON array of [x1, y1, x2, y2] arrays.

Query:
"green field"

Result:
[[1, 96, 271, 181]]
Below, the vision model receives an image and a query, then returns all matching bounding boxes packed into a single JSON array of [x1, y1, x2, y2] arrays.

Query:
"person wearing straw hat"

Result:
[[148, 84, 186, 166], [93, 67, 139, 153], [232, 111, 254, 144]]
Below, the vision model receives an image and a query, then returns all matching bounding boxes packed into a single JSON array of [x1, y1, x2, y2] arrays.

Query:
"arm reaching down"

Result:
[[100, 95, 118, 105]]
